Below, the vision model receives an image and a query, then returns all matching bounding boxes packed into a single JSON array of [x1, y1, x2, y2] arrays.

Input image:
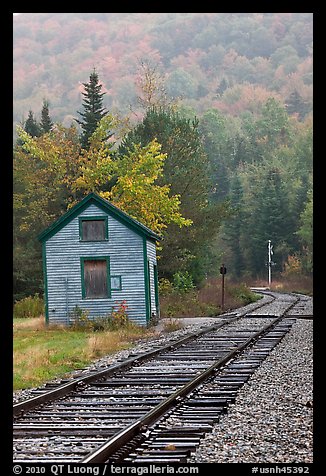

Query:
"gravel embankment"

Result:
[[190, 318, 313, 463]]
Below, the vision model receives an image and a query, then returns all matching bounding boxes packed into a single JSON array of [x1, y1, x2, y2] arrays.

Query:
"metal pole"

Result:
[[221, 263, 225, 312], [65, 277, 69, 325], [268, 240, 272, 287]]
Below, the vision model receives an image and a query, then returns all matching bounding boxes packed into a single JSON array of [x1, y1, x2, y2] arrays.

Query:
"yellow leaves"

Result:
[[79, 138, 193, 235], [74, 176, 88, 189], [98, 190, 113, 202], [72, 152, 116, 194], [17, 126, 71, 179], [87, 114, 121, 149], [15, 119, 192, 238], [14, 126, 82, 231], [110, 172, 192, 234], [283, 255, 302, 277], [19, 223, 30, 233]]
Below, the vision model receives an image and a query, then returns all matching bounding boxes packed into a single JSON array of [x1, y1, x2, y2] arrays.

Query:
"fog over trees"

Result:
[[13, 13, 313, 300]]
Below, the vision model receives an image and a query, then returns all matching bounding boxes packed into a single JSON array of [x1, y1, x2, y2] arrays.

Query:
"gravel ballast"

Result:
[[13, 319, 222, 404], [13, 293, 313, 464], [190, 318, 313, 463], [13, 294, 274, 404]]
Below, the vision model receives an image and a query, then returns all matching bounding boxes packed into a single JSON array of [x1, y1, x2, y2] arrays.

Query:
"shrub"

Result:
[[89, 300, 131, 332], [110, 300, 129, 328], [160, 287, 220, 318], [283, 255, 302, 276], [69, 306, 93, 330], [229, 284, 260, 305], [159, 278, 174, 296], [13, 293, 44, 318], [172, 271, 195, 293]]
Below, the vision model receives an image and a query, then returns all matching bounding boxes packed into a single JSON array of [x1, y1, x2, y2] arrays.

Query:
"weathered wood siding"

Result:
[[45, 204, 147, 325], [147, 239, 158, 317]]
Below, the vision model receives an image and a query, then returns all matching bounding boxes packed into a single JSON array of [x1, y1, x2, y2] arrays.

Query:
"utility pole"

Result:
[[268, 240, 273, 287]]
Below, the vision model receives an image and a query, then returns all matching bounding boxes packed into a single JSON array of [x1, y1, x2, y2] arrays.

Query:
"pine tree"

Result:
[[248, 167, 291, 276], [285, 90, 309, 120], [223, 175, 245, 277], [75, 68, 108, 149], [119, 107, 225, 282], [40, 99, 53, 133], [216, 78, 228, 97], [24, 110, 41, 137]]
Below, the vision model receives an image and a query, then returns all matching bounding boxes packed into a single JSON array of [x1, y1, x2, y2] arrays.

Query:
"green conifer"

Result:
[[75, 68, 108, 149], [24, 110, 41, 137], [40, 99, 53, 133]]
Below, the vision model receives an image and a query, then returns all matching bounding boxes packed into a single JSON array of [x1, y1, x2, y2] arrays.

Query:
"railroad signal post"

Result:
[[220, 264, 227, 312], [268, 240, 273, 287]]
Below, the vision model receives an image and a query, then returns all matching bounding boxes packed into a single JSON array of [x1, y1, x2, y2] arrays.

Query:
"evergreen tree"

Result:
[[120, 106, 226, 282], [247, 167, 291, 276], [75, 68, 108, 149], [285, 90, 309, 120], [216, 77, 228, 97], [256, 97, 290, 150], [40, 99, 53, 133], [223, 175, 245, 278], [199, 108, 233, 201], [296, 191, 313, 273], [24, 110, 41, 137]]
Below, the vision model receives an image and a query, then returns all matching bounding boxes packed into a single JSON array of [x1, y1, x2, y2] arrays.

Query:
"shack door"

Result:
[[83, 259, 108, 298]]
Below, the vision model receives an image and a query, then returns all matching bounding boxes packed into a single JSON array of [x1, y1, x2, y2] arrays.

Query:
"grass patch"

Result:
[[13, 316, 154, 390]]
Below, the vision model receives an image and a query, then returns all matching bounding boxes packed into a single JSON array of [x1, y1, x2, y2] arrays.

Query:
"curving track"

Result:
[[13, 291, 310, 463]]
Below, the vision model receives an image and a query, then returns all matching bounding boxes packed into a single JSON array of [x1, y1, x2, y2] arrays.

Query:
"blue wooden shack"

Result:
[[38, 192, 161, 326]]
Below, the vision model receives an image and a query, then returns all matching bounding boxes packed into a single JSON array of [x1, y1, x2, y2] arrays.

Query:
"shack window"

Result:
[[81, 257, 110, 299], [111, 275, 122, 291], [79, 217, 108, 241]]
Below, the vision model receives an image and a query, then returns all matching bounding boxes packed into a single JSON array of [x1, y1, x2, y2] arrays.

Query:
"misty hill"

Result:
[[13, 12, 313, 129]]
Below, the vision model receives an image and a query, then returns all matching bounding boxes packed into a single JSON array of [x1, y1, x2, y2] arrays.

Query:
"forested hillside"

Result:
[[13, 13, 313, 302], [13, 13, 312, 128]]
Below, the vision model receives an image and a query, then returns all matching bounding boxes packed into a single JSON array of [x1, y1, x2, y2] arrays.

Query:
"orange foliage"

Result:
[[13, 13, 312, 127]]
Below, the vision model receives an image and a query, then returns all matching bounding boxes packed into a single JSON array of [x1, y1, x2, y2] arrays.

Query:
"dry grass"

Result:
[[86, 331, 129, 358], [13, 315, 68, 332], [86, 323, 159, 358], [252, 275, 313, 295], [13, 316, 155, 390], [197, 278, 241, 310], [162, 318, 184, 332], [14, 344, 50, 369], [13, 315, 46, 331], [160, 279, 260, 318]]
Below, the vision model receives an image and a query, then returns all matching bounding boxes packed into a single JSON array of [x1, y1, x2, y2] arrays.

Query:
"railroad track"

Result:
[[13, 292, 308, 463]]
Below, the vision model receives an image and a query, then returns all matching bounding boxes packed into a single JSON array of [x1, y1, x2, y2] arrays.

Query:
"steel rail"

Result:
[[81, 315, 283, 463], [13, 314, 241, 416]]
